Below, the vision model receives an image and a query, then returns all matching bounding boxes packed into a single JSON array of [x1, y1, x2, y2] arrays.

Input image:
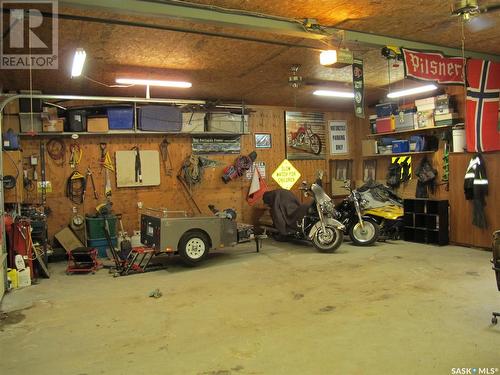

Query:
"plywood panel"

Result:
[[115, 150, 160, 187]]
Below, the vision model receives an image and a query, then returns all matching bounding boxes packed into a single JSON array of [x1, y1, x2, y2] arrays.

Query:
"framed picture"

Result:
[[329, 120, 349, 155], [255, 133, 272, 148], [330, 159, 352, 196], [363, 159, 377, 182], [285, 111, 326, 160]]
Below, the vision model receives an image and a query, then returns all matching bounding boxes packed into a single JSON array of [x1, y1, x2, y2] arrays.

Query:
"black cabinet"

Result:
[[403, 199, 449, 245]]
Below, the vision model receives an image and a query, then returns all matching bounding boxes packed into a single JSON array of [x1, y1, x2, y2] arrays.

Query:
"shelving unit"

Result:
[[1, 94, 249, 138], [19, 131, 250, 137], [403, 199, 449, 246], [367, 125, 454, 138]]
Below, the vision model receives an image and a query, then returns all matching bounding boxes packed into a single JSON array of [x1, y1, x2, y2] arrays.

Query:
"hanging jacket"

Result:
[[464, 154, 488, 200], [464, 153, 488, 228]]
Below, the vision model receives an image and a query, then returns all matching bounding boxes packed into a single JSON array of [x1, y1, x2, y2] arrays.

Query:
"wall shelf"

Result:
[[361, 151, 435, 158], [19, 131, 249, 137], [366, 125, 454, 138]]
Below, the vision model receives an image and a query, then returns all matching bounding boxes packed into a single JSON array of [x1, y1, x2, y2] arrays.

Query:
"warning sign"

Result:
[[272, 159, 301, 190]]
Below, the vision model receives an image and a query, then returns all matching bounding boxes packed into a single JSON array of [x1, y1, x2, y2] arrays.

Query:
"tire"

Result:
[[349, 220, 380, 246], [178, 230, 209, 266], [312, 225, 343, 253], [310, 134, 322, 155]]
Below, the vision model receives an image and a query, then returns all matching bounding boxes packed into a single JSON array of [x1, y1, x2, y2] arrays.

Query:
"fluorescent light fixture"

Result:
[[71, 48, 86, 77], [115, 78, 192, 88], [320, 50, 337, 66], [387, 84, 438, 98], [313, 89, 354, 98]]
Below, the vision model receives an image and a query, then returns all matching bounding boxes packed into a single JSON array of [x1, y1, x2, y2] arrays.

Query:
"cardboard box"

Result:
[[417, 110, 435, 128], [87, 117, 109, 132], [42, 118, 64, 132], [182, 112, 206, 133], [415, 96, 436, 108], [362, 140, 378, 156]]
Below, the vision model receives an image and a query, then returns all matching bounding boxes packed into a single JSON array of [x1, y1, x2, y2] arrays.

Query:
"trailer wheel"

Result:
[[178, 230, 209, 266]]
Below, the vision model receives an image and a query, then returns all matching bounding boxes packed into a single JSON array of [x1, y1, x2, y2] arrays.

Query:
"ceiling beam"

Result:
[[61, 0, 324, 39], [61, 0, 500, 61]]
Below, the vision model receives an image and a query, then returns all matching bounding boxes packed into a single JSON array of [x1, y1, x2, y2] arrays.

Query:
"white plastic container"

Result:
[[452, 128, 466, 153]]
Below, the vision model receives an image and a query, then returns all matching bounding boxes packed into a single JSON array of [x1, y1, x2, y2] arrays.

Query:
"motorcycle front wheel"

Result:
[[312, 225, 343, 253], [349, 220, 380, 246]]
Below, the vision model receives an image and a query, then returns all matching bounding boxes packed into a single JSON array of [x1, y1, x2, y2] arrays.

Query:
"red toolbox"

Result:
[[376, 116, 395, 133]]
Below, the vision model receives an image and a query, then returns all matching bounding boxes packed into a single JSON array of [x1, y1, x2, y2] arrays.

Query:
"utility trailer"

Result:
[[140, 208, 262, 266]]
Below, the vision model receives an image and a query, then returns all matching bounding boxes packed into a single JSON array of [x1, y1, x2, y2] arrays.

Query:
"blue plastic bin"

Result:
[[392, 140, 410, 153], [88, 237, 117, 258], [107, 107, 134, 130]]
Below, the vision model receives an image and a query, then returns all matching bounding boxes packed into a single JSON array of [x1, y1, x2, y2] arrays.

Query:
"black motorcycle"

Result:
[[335, 181, 380, 246], [262, 181, 345, 253]]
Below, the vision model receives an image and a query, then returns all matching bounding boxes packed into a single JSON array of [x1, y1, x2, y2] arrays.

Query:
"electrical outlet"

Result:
[[137, 201, 143, 209]]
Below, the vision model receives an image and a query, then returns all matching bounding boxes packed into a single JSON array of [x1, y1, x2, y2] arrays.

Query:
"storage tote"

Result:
[[138, 105, 182, 132], [19, 113, 42, 133], [375, 103, 398, 117], [376, 116, 394, 133], [391, 140, 410, 153], [207, 112, 249, 133], [107, 106, 134, 130], [66, 109, 87, 132]]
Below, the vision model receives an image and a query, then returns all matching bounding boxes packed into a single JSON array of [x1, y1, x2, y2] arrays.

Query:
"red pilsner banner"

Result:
[[402, 48, 465, 84]]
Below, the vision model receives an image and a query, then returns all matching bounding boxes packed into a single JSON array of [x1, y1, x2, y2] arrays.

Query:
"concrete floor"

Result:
[[0, 240, 499, 375]]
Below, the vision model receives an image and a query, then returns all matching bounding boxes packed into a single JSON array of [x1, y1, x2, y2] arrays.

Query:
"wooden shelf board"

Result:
[[367, 125, 453, 138], [361, 151, 435, 158], [20, 131, 250, 137]]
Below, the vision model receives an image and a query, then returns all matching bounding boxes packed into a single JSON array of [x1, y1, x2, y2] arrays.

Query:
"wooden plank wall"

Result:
[[16, 97, 500, 249], [19, 106, 359, 240]]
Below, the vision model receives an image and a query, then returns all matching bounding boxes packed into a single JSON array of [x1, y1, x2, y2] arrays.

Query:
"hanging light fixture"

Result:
[[387, 84, 438, 98], [320, 50, 337, 66], [71, 48, 86, 77], [313, 89, 354, 98]]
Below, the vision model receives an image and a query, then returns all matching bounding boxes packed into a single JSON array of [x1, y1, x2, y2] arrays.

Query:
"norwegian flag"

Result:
[[466, 59, 500, 152]]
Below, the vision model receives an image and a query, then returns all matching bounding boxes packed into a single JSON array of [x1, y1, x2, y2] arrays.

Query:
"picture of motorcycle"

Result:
[[289, 123, 322, 155], [262, 180, 344, 253]]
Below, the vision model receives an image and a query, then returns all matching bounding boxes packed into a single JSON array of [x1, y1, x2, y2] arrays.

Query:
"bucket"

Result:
[[452, 128, 466, 153]]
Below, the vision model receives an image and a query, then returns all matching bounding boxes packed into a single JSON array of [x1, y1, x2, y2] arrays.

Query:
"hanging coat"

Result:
[[464, 153, 488, 228]]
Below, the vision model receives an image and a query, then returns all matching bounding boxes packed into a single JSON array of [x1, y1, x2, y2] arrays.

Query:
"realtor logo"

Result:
[[1, 0, 58, 69]]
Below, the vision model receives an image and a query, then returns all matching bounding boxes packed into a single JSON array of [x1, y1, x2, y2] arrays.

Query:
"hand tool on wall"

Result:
[[159, 138, 173, 176], [99, 143, 114, 198], [69, 141, 82, 169], [131, 146, 142, 183], [86, 168, 98, 200]]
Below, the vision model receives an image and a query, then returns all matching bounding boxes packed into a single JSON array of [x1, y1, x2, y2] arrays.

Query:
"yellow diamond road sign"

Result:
[[272, 159, 301, 190]]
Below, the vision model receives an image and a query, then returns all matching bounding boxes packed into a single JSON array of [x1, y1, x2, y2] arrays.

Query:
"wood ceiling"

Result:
[[1, 0, 499, 109]]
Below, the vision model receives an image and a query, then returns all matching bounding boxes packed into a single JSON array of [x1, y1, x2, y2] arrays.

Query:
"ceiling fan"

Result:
[[451, 0, 500, 32]]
